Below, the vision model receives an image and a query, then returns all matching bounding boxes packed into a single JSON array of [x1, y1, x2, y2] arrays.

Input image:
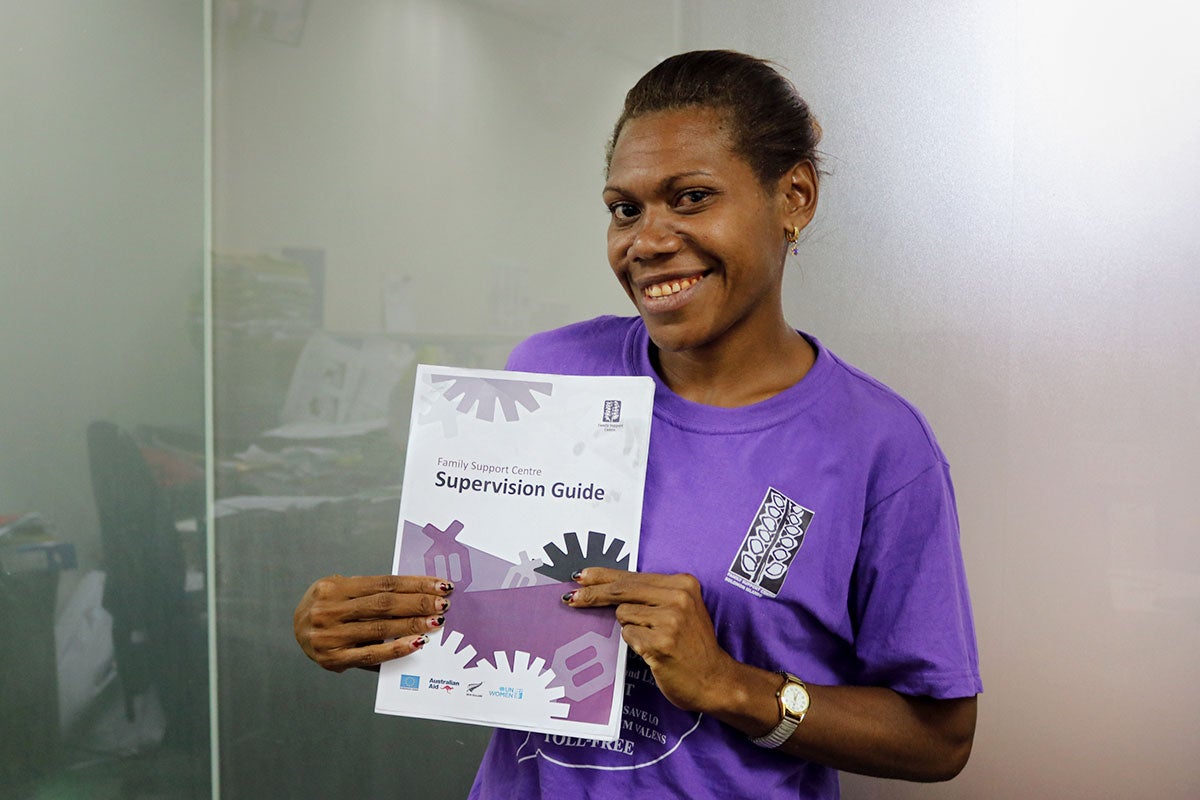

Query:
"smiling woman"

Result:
[[602, 105, 818, 405], [293, 50, 981, 800]]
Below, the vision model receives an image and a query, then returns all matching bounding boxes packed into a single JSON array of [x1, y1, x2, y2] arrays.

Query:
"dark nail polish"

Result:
[[413, 634, 429, 649], [439, 581, 454, 594], [562, 590, 577, 604], [430, 616, 445, 628], [571, 570, 583, 581], [438, 598, 450, 613]]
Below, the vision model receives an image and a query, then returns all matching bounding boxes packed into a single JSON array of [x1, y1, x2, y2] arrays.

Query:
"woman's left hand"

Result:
[[563, 567, 738, 714], [564, 568, 977, 781]]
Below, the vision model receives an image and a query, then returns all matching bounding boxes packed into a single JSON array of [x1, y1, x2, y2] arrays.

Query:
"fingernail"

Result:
[[438, 598, 450, 613], [570, 570, 583, 581], [439, 581, 454, 594], [412, 634, 429, 650], [562, 590, 577, 604], [429, 616, 445, 629]]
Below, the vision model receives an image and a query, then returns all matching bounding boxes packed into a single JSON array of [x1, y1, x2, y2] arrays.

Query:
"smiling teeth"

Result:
[[645, 276, 700, 298]]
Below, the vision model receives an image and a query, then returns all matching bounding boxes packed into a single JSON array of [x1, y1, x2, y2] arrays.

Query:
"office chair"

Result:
[[86, 421, 204, 746]]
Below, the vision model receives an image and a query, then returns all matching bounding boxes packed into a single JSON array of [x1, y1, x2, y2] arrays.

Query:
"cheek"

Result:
[[606, 231, 628, 273], [605, 245, 638, 304]]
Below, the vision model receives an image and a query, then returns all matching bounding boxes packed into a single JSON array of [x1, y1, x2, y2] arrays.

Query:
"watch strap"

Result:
[[749, 672, 807, 749]]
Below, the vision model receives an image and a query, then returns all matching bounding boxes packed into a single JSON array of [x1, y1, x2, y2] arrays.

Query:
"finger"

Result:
[[575, 569, 699, 593], [309, 613, 446, 653], [567, 575, 693, 609], [314, 590, 451, 627], [614, 601, 670, 630], [619, 622, 657, 657], [311, 574, 454, 602], [572, 567, 628, 586], [319, 634, 431, 673], [618, 624, 682, 669]]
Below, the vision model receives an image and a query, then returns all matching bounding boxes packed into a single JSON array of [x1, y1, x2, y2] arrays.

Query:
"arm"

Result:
[[566, 568, 976, 781], [714, 667, 975, 781], [293, 574, 454, 672]]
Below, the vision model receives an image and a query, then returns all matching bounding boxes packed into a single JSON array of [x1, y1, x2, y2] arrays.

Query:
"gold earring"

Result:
[[786, 225, 800, 255]]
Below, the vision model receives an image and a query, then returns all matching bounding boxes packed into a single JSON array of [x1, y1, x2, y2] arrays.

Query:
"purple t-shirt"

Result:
[[468, 316, 981, 800]]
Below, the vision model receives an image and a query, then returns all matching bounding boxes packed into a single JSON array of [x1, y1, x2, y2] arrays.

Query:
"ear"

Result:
[[777, 160, 819, 232]]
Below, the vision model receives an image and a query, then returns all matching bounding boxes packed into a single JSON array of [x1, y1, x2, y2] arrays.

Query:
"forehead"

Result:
[[606, 107, 748, 189]]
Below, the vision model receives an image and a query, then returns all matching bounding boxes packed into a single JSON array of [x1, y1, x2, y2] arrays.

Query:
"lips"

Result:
[[633, 273, 706, 315], [641, 275, 702, 299]]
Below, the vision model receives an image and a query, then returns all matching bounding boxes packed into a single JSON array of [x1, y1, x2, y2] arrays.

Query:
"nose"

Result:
[[628, 209, 683, 262]]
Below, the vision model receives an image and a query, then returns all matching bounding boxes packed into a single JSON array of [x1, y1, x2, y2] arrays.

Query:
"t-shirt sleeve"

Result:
[[504, 336, 539, 371], [503, 318, 630, 377], [850, 462, 982, 698]]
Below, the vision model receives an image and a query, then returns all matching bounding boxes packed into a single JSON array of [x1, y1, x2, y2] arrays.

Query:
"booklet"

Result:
[[375, 364, 654, 741]]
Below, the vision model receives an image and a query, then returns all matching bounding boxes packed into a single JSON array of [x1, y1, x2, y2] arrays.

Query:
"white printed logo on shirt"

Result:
[[725, 487, 814, 598]]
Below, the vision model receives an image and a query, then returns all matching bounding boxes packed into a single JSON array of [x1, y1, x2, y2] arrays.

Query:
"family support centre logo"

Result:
[[726, 487, 814, 598]]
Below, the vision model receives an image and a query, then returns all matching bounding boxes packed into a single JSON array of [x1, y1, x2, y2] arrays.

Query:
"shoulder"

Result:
[[505, 316, 639, 376], [824, 349, 943, 455], [813, 341, 949, 491]]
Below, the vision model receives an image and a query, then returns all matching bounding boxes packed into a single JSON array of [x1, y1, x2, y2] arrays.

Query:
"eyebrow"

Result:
[[603, 171, 716, 197]]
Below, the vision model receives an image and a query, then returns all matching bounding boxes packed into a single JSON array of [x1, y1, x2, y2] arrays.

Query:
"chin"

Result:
[[641, 317, 714, 355]]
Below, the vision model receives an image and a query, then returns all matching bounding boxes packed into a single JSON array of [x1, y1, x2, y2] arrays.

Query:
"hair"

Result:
[[606, 50, 823, 187]]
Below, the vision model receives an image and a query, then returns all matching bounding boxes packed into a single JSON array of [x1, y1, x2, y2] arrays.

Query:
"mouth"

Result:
[[640, 274, 703, 300]]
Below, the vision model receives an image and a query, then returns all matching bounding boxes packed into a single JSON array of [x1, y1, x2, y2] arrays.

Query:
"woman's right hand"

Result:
[[293, 574, 453, 672]]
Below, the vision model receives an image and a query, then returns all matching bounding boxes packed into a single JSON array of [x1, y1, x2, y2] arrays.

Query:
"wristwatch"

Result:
[[750, 672, 810, 749]]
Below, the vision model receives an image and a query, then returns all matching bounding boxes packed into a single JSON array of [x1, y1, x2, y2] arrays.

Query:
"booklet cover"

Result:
[[375, 364, 654, 741]]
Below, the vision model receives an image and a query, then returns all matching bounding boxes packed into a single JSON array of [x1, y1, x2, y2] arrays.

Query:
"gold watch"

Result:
[[750, 672, 810, 749]]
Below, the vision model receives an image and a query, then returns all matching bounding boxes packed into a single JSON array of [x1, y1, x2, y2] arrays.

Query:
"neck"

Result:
[[651, 316, 815, 408]]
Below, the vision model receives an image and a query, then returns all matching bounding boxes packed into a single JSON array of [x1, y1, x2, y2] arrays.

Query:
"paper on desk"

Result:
[[278, 332, 413, 433], [260, 419, 387, 439], [375, 364, 653, 741], [0, 512, 47, 539]]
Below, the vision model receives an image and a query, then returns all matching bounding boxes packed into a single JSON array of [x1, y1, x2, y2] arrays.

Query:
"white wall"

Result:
[[686, 1, 1200, 797]]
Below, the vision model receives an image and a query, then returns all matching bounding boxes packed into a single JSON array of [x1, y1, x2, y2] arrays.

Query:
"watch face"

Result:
[[781, 683, 810, 716]]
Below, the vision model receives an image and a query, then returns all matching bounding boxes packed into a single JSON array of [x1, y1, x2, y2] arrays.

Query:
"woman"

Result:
[[294, 50, 981, 798]]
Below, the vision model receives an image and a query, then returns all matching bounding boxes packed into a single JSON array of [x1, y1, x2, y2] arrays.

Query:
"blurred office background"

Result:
[[2, 0, 1196, 797]]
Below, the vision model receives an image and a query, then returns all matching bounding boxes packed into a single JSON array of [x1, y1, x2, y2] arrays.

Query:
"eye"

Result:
[[676, 189, 712, 208], [607, 201, 640, 222]]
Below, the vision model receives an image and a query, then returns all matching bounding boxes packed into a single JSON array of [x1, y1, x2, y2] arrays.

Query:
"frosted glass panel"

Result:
[[0, 1, 209, 797], [210, 1, 679, 796]]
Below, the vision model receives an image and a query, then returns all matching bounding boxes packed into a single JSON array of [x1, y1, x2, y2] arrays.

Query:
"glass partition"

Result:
[[1, 1, 209, 798], [209, 1, 680, 796]]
